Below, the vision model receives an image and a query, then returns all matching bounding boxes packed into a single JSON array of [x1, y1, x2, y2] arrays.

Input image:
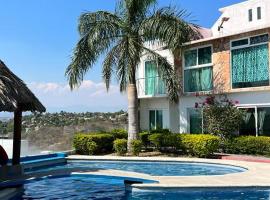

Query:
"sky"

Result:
[[0, 0, 244, 113]]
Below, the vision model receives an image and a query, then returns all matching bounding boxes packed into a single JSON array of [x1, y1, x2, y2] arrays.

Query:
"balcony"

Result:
[[136, 76, 167, 98]]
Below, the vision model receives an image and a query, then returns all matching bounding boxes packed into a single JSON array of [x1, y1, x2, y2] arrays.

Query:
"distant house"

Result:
[[137, 0, 270, 137]]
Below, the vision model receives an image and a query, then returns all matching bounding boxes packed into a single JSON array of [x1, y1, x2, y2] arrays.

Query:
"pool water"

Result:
[[25, 160, 246, 176], [13, 175, 270, 200]]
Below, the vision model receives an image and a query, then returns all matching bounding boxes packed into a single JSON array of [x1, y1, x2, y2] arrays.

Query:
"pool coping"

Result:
[[66, 155, 270, 188]]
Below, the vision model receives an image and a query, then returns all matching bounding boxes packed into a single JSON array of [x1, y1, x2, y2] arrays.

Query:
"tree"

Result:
[[196, 95, 245, 140], [66, 0, 200, 151]]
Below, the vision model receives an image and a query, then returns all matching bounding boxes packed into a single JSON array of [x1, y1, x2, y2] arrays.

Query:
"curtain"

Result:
[[149, 110, 156, 130], [184, 49, 197, 67], [243, 112, 252, 125], [145, 61, 166, 95], [258, 110, 266, 135], [156, 110, 163, 129], [189, 109, 202, 134], [145, 61, 157, 95], [232, 44, 269, 87], [184, 66, 213, 92]]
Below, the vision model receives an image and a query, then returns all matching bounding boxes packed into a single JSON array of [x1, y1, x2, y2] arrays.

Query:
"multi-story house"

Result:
[[137, 0, 270, 137]]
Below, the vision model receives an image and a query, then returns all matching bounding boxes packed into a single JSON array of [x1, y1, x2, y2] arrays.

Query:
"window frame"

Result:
[[143, 59, 167, 97], [230, 33, 270, 90], [149, 109, 163, 130], [183, 44, 213, 93], [187, 108, 204, 134]]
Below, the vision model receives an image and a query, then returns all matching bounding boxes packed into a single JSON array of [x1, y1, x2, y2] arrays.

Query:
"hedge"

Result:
[[139, 131, 151, 148], [148, 132, 181, 151], [180, 134, 221, 158], [225, 136, 270, 156], [73, 133, 114, 155], [131, 140, 142, 156], [113, 139, 127, 156], [110, 129, 128, 140]]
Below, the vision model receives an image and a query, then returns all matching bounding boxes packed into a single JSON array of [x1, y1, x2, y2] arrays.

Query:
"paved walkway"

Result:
[[219, 154, 270, 163], [68, 155, 270, 189]]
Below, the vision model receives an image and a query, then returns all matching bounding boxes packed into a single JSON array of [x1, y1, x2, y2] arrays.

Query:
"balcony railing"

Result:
[[136, 76, 167, 97]]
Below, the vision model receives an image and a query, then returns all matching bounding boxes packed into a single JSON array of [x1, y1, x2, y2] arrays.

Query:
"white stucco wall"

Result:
[[179, 90, 270, 133], [139, 98, 170, 131], [212, 0, 270, 37]]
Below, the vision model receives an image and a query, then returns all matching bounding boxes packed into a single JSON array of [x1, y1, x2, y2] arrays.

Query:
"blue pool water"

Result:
[[25, 160, 246, 176], [13, 175, 270, 200]]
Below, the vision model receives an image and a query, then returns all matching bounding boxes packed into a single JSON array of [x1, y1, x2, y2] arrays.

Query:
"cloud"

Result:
[[28, 80, 127, 112]]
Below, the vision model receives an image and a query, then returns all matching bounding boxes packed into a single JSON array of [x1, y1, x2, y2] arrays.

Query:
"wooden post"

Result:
[[12, 108, 22, 165]]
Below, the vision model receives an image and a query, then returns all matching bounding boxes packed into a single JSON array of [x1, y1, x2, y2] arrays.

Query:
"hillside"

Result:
[[0, 111, 128, 152]]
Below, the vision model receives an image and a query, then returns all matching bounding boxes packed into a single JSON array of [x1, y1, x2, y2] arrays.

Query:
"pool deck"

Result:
[[67, 155, 270, 189]]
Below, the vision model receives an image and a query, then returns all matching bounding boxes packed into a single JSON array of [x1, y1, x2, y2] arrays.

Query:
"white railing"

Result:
[[136, 76, 167, 98]]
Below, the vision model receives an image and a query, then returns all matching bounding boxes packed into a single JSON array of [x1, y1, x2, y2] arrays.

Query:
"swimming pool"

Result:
[[13, 175, 270, 200], [25, 160, 246, 176]]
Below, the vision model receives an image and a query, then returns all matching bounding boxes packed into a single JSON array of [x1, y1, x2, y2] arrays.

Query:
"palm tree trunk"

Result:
[[127, 84, 139, 152]]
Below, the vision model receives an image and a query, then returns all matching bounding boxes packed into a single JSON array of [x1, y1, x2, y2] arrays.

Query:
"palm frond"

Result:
[[141, 7, 201, 52], [117, 0, 157, 26], [66, 11, 124, 89]]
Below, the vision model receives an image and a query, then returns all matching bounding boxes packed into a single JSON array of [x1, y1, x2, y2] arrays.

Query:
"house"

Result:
[[137, 0, 270, 137]]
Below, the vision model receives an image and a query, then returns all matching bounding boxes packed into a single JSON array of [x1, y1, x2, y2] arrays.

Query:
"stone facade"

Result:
[[180, 27, 270, 97]]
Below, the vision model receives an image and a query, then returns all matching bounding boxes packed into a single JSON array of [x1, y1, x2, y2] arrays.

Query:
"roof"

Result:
[[196, 27, 212, 39], [184, 25, 270, 46], [0, 60, 46, 112]]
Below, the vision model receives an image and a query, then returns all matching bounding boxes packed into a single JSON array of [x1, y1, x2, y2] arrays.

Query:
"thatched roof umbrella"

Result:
[[0, 60, 45, 165]]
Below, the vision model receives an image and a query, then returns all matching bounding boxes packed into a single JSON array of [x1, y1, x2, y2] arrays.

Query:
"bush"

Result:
[[149, 133, 163, 149], [131, 140, 142, 156], [86, 141, 98, 155], [139, 131, 151, 148], [180, 134, 221, 158], [225, 136, 270, 156], [113, 139, 127, 156], [196, 95, 244, 139], [150, 128, 171, 134], [73, 133, 114, 155], [162, 134, 181, 150], [110, 129, 128, 140], [148, 132, 181, 151]]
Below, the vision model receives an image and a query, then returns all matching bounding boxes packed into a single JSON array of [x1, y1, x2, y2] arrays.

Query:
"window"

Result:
[[188, 108, 203, 134], [231, 34, 269, 89], [257, 7, 261, 20], [184, 46, 213, 93], [145, 61, 166, 95], [248, 9, 253, 22], [149, 110, 163, 130], [239, 107, 270, 137]]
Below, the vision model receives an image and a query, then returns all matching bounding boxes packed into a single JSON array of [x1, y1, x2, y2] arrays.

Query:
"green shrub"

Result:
[[110, 129, 128, 140], [180, 134, 221, 158], [150, 129, 171, 134], [87, 141, 98, 155], [131, 140, 142, 156], [162, 134, 181, 150], [139, 131, 151, 148], [113, 139, 127, 156], [225, 136, 270, 156], [73, 133, 114, 155], [148, 133, 163, 149]]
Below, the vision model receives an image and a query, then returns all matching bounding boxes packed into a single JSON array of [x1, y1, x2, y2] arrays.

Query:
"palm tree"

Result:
[[66, 0, 200, 151]]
